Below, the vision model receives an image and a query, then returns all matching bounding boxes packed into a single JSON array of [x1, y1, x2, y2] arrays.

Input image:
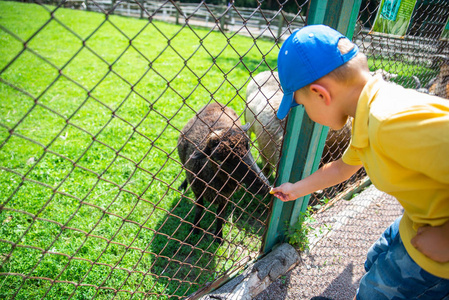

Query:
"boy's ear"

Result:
[[309, 83, 331, 106]]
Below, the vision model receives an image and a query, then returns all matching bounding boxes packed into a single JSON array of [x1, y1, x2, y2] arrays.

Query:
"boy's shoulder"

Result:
[[370, 82, 449, 122]]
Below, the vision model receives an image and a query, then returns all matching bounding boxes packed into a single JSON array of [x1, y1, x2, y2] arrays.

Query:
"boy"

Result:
[[270, 25, 449, 299]]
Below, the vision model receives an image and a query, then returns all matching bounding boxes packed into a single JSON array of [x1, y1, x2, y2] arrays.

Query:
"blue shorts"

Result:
[[356, 217, 449, 300]]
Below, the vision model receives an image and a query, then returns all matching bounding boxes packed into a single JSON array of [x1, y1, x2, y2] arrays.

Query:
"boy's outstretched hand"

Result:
[[270, 159, 363, 203], [270, 182, 301, 202], [269, 159, 362, 203], [411, 221, 449, 263]]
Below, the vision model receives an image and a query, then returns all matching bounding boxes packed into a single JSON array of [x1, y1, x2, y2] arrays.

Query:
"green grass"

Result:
[[367, 57, 439, 89], [0, 2, 277, 298]]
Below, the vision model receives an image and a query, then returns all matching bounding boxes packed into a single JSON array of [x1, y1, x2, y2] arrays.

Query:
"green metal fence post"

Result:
[[277, 14, 285, 40], [263, 0, 363, 253], [140, 0, 144, 19]]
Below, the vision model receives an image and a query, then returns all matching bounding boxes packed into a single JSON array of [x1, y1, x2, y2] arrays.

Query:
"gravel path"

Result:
[[254, 185, 403, 300]]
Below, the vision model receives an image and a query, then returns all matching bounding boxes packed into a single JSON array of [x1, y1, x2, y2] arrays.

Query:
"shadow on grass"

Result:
[[149, 183, 272, 298]]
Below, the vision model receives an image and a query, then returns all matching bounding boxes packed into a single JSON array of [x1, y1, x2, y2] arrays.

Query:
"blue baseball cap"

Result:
[[277, 25, 359, 119]]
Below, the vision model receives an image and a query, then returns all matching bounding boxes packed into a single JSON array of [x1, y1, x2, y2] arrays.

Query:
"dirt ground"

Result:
[[254, 185, 403, 300]]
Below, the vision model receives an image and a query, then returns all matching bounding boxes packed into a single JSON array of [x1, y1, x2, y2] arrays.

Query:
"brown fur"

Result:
[[428, 60, 449, 99], [178, 103, 270, 241]]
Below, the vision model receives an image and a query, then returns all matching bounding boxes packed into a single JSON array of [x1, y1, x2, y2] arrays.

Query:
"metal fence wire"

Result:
[[0, 0, 448, 299]]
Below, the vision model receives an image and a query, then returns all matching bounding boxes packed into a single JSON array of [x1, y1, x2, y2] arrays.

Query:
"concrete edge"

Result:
[[198, 243, 301, 300]]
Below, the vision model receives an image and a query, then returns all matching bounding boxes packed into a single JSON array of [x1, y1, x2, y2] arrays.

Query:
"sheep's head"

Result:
[[191, 124, 270, 195]]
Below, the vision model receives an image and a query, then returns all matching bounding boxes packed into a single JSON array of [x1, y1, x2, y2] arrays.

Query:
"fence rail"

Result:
[[67, 0, 307, 40], [72, 0, 448, 86]]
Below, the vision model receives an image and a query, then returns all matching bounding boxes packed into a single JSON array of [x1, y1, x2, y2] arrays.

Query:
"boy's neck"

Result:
[[339, 71, 372, 118]]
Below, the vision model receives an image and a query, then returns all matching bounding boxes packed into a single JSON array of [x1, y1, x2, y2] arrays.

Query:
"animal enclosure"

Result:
[[0, 0, 448, 299]]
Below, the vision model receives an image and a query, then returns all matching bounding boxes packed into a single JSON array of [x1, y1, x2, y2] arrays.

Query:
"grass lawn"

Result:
[[0, 1, 278, 298]]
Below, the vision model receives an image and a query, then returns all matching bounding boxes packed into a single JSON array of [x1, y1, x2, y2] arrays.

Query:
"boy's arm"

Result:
[[411, 220, 449, 263], [271, 158, 362, 202]]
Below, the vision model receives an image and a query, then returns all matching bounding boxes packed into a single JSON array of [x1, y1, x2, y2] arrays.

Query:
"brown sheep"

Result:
[[178, 102, 271, 241], [428, 57, 449, 99]]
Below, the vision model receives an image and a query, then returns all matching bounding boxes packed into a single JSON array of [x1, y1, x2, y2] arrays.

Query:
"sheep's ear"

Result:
[[206, 129, 225, 150], [240, 123, 251, 132], [191, 130, 223, 160], [191, 149, 207, 160]]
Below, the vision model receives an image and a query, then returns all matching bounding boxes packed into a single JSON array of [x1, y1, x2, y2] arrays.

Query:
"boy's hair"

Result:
[[326, 39, 369, 84], [299, 39, 368, 92]]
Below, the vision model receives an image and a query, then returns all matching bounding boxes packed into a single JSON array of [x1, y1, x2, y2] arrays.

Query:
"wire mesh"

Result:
[[0, 0, 307, 298], [1, 0, 448, 299]]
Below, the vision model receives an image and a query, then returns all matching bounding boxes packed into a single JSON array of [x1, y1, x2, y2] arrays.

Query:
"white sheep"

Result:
[[245, 71, 284, 175], [244, 71, 352, 176]]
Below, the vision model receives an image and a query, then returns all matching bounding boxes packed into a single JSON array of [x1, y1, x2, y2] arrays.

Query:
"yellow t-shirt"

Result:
[[342, 75, 449, 279]]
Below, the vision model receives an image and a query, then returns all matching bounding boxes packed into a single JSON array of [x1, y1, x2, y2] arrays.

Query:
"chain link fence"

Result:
[[0, 1, 307, 298], [1, 0, 448, 299]]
